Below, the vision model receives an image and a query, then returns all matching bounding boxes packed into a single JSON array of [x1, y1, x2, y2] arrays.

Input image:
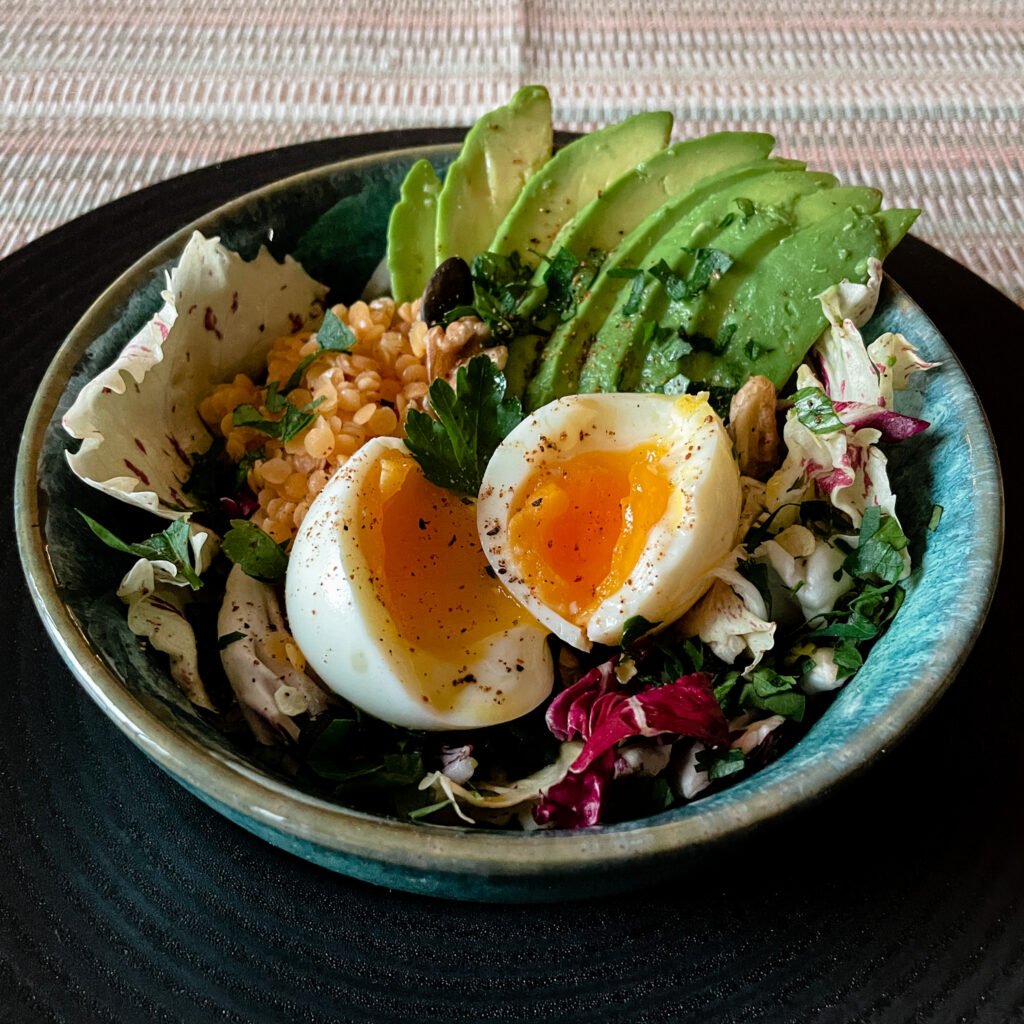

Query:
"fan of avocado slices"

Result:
[[386, 85, 918, 413]]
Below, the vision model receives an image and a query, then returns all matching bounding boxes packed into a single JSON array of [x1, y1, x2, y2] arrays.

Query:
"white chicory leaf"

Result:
[[217, 564, 331, 744], [63, 232, 327, 518], [115, 523, 220, 710]]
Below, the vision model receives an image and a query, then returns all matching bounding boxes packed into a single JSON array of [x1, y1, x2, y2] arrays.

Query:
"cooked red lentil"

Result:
[[199, 297, 429, 545]]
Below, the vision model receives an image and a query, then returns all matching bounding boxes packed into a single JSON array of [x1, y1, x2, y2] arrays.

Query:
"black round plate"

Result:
[[2, 131, 1019, 1023]]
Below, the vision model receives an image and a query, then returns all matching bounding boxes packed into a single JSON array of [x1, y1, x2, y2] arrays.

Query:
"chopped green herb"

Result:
[[233, 393, 325, 443], [222, 519, 289, 583], [621, 615, 660, 647], [404, 355, 524, 497], [739, 667, 805, 722], [734, 197, 756, 220], [744, 338, 769, 360], [649, 248, 733, 302], [607, 266, 646, 316], [843, 506, 908, 585], [407, 798, 454, 821], [928, 504, 944, 532], [695, 746, 746, 780], [217, 631, 247, 650], [78, 511, 203, 590], [831, 638, 864, 673], [680, 246, 734, 296], [792, 386, 846, 434], [638, 322, 693, 394]]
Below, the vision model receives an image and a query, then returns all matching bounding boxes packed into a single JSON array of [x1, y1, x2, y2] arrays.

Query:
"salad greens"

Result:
[[67, 86, 936, 834]]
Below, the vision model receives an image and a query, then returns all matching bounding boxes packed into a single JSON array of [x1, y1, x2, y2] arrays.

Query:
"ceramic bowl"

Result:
[[15, 144, 1003, 902]]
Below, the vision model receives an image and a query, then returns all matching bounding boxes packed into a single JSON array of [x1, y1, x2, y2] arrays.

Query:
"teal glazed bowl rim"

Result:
[[15, 142, 1005, 902]]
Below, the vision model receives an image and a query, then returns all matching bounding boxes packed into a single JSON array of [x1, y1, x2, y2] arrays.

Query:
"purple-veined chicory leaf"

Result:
[[535, 657, 730, 828]]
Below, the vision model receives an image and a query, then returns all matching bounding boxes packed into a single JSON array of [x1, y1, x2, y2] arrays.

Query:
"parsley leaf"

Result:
[[222, 519, 289, 582], [621, 615, 660, 647], [217, 631, 247, 650], [233, 393, 325, 443], [78, 512, 203, 589], [607, 267, 647, 316], [638, 322, 693, 393], [659, 247, 735, 299], [404, 355, 523, 497], [695, 746, 746, 780], [282, 309, 357, 392], [792, 386, 846, 434], [738, 667, 805, 722], [843, 506, 908, 585]]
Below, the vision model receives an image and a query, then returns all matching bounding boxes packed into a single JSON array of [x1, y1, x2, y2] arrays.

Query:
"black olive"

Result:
[[421, 257, 474, 327]]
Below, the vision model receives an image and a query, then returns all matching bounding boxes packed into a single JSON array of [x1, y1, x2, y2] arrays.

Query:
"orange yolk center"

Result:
[[507, 443, 672, 625], [358, 451, 526, 678]]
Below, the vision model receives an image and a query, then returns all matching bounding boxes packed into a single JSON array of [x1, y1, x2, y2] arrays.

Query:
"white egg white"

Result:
[[285, 436, 553, 731], [477, 392, 743, 650]]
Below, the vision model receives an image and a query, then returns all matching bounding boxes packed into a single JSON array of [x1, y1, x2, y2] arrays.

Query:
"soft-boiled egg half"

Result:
[[477, 392, 742, 650], [285, 436, 553, 730]]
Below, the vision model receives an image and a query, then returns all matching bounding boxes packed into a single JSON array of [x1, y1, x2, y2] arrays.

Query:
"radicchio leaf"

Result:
[[535, 658, 730, 828]]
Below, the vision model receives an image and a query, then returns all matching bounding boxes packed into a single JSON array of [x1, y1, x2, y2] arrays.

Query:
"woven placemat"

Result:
[[2, 0, 1022, 300]]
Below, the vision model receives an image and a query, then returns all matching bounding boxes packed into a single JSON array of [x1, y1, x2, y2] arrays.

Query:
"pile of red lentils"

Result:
[[198, 296, 429, 545]]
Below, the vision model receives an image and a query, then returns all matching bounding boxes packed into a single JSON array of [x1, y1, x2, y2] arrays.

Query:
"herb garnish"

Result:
[[221, 519, 289, 583], [842, 506, 908, 585], [404, 355, 524, 497], [648, 247, 734, 302], [232, 387, 325, 443], [792, 386, 846, 434], [78, 512, 203, 589], [283, 309, 356, 392], [607, 266, 647, 316]]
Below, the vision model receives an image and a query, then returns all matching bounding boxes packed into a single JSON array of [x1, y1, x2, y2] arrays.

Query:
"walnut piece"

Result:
[[424, 315, 506, 386], [728, 375, 781, 480]]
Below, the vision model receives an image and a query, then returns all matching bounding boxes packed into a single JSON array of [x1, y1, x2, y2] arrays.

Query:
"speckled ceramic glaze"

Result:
[[15, 146, 1003, 902]]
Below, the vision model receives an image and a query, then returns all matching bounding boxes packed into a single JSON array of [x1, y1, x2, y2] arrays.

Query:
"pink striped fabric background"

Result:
[[2, 0, 1022, 304]]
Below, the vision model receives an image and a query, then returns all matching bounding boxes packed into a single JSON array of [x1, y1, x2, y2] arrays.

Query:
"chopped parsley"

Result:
[[283, 309, 356, 391], [232, 389, 325, 443], [404, 355, 523, 497], [843, 506, 908, 586], [792, 386, 846, 434], [221, 519, 289, 583], [78, 511, 203, 589], [607, 266, 647, 316], [648, 247, 734, 302]]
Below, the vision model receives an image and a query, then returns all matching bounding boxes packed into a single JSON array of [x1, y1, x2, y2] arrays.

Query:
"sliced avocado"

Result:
[[596, 169, 838, 394], [386, 159, 443, 304], [680, 206, 920, 392], [520, 156, 806, 409], [546, 132, 775, 264], [435, 85, 552, 266], [794, 184, 881, 227], [515, 131, 776, 320], [490, 110, 673, 266]]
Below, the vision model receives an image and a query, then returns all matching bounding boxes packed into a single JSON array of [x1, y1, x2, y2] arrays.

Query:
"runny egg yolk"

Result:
[[358, 449, 531, 711], [506, 442, 671, 626]]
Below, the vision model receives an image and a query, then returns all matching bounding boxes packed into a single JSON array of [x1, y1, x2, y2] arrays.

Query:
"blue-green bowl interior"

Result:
[[24, 146, 1003, 901]]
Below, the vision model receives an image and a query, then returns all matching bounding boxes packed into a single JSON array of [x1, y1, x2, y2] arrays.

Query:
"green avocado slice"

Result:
[[515, 131, 776, 321], [626, 184, 881, 392], [793, 184, 881, 227], [519, 156, 806, 409], [595, 169, 839, 395], [435, 85, 552, 267], [681, 206, 920, 392], [490, 110, 673, 266], [386, 159, 443, 304], [551, 131, 775, 253]]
